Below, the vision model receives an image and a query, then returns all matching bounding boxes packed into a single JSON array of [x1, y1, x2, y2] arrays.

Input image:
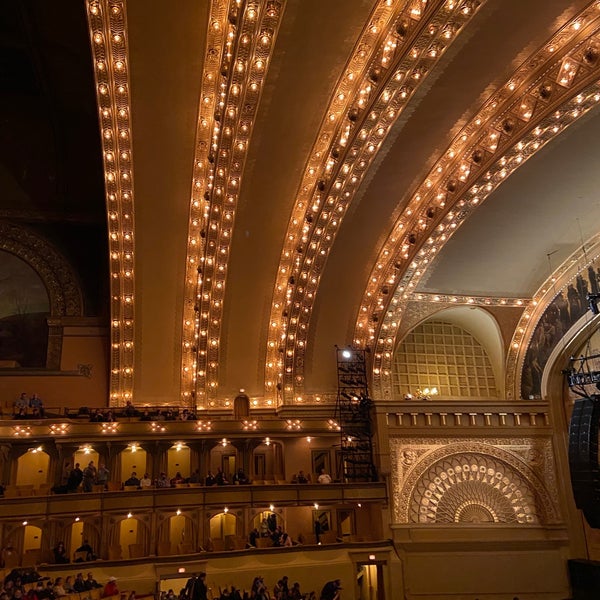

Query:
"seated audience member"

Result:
[[248, 528, 259, 547], [319, 579, 342, 600], [156, 472, 170, 488], [41, 581, 55, 600], [124, 471, 140, 487], [139, 408, 152, 421], [233, 468, 249, 484], [317, 468, 332, 484], [103, 409, 115, 422], [89, 409, 104, 422], [189, 468, 202, 484], [139, 473, 152, 488], [123, 400, 136, 417], [53, 541, 69, 564], [205, 471, 216, 486], [73, 573, 86, 593], [76, 539, 96, 561], [53, 577, 67, 597], [64, 577, 74, 594], [289, 582, 303, 600], [296, 470, 310, 484], [84, 573, 102, 590], [170, 471, 185, 486], [103, 576, 119, 598], [29, 393, 45, 417], [14, 392, 29, 416], [215, 467, 229, 485], [13, 407, 27, 419]]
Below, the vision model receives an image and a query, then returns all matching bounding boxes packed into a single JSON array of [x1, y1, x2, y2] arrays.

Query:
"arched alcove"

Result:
[[167, 444, 191, 480], [16, 448, 49, 486], [393, 307, 504, 399], [119, 444, 147, 483], [209, 512, 237, 541]]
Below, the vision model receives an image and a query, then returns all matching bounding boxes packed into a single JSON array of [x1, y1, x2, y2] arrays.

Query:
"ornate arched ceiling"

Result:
[[81, 0, 600, 408]]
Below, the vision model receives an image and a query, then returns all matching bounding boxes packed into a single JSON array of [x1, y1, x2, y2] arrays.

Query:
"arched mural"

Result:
[[0, 250, 50, 367], [521, 266, 599, 398]]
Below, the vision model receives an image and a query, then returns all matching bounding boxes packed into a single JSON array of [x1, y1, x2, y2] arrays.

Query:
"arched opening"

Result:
[[120, 444, 147, 485], [0, 250, 50, 368], [16, 448, 49, 487], [393, 307, 503, 400], [209, 443, 238, 482], [209, 512, 237, 541], [74, 446, 99, 468], [157, 514, 196, 554], [252, 440, 284, 481], [115, 516, 148, 559], [167, 444, 191, 481]]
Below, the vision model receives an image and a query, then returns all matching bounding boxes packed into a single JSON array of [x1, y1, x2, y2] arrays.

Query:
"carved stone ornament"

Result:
[[0, 221, 83, 317], [390, 437, 560, 525]]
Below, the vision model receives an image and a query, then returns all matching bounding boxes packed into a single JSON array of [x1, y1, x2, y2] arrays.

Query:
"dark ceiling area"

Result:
[[0, 0, 108, 316]]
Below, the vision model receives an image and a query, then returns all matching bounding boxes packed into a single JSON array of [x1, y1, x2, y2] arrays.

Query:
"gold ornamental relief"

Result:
[[390, 438, 560, 525]]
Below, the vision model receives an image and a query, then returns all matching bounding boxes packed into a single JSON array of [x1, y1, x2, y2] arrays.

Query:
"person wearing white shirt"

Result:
[[317, 469, 332, 484]]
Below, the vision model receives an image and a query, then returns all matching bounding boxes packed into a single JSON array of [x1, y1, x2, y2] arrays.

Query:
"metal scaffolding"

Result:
[[335, 347, 377, 482]]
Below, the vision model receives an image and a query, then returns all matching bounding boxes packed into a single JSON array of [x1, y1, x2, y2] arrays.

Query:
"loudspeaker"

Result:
[[568, 396, 600, 528], [569, 559, 600, 600]]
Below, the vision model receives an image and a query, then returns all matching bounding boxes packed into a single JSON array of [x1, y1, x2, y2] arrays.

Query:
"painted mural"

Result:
[[0, 250, 50, 367], [521, 265, 600, 399]]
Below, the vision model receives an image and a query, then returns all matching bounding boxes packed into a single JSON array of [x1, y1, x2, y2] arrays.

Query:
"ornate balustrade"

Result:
[[384, 401, 551, 431]]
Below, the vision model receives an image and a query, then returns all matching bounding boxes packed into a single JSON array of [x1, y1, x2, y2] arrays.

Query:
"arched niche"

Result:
[[209, 512, 237, 541], [22, 524, 42, 552], [209, 443, 238, 480], [4, 521, 44, 555], [74, 447, 100, 470], [0, 222, 83, 369], [167, 444, 191, 479], [16, 448, 49, 486], [251, 510, 282, 534], [252, 440, 284, 480], [157, 514, 197, 552], [393, 306, 504, 399], [119, 444, 147, 483], [113, 516, 149, 559]]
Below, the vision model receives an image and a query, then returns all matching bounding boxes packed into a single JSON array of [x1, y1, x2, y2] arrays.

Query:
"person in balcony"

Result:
[[124, 471, 140, 488], [29, 393, 45, 417], [53, 577, 67, 597], [96, 463, 110, 489], [84, 572, 102, 590], [124, 400, 136, 417], [53, 542, 69, 564], [67, 463, 83, 492], [82, 461, 97, 492], [215, 467, 229, 485], [140, 473, 152, 488], [156, 472, 170, 488], [205, 471, 216, 486], [103, 577, 119, 598], [73, 573, 86, 593], [170, 472, 185, 486], [317, 469, 332, 484], [233, 468, 249, 485], [76, 540, 96, 561], [14, 392, 29, 416]]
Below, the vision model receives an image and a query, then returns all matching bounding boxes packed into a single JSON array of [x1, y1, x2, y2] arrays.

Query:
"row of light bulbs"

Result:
[[180, 0, 284, 408], [265, 0, 483, 404], [87, 0, 136, 406], [367, 18, 600, 399]]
